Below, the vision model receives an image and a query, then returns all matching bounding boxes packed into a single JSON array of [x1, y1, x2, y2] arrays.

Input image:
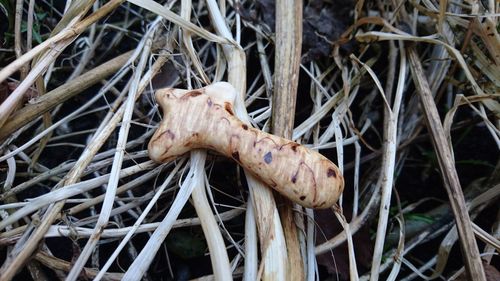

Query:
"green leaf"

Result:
[[33, 29, 42, 44], [456, 159, 495, 168], [36, 11, 47, 20], [405, 213, 434, 224]]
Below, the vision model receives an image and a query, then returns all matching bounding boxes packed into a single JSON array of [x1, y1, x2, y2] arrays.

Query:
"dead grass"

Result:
[[0, 0, 498, 280]]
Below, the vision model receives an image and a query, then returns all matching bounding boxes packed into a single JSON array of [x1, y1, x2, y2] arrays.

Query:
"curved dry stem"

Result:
[[176, 2, 232, 279], [204, 1, 288, 280], [65, 23, 155, 281], [368, 42, 406, 281]]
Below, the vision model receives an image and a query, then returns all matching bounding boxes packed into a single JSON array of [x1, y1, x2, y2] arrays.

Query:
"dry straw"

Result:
[[0, 0, 499, 280]]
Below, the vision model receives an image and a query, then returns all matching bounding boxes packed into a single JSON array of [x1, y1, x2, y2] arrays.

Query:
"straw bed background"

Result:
[[0, 0, 499, 280]]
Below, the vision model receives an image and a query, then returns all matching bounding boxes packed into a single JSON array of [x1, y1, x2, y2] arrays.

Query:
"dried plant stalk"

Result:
[[273, 0, 304, 278], [0, 51, 132, 141], [180, 1, 232, 279], [203, 0, 290, 278], [407, 46, 486, 281], [0, 0, 126, 128]]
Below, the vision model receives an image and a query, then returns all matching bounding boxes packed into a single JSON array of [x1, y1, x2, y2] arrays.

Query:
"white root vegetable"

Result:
[[148, 82, 344, 208]]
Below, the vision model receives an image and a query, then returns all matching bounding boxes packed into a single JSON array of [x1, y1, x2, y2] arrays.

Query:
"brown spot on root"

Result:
[[224, 102, 234, 115], [299, 196, 306, 201], [164, 129, 175, 140], [182, 90, 202, 99], [263, 152, 272, 164], [291, 175, 297, 183], [207, 98, 213, 107], [279, 142, 299, 152], [242, 124, 248, 130], [327, 168, 337, 178], [232, 151, 240, 162]]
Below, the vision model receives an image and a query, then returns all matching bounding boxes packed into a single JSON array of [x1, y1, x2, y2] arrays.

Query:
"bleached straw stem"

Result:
[[65, 23, 155, 281], [205, 1, 288, 280], [367, 43, 406, 281]]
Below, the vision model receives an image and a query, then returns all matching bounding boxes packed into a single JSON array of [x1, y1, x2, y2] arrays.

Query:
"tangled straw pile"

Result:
[[0, 0, 498, 280]]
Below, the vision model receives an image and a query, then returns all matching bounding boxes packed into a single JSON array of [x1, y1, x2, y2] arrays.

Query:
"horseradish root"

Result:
[[148, 82, 344, 208]]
